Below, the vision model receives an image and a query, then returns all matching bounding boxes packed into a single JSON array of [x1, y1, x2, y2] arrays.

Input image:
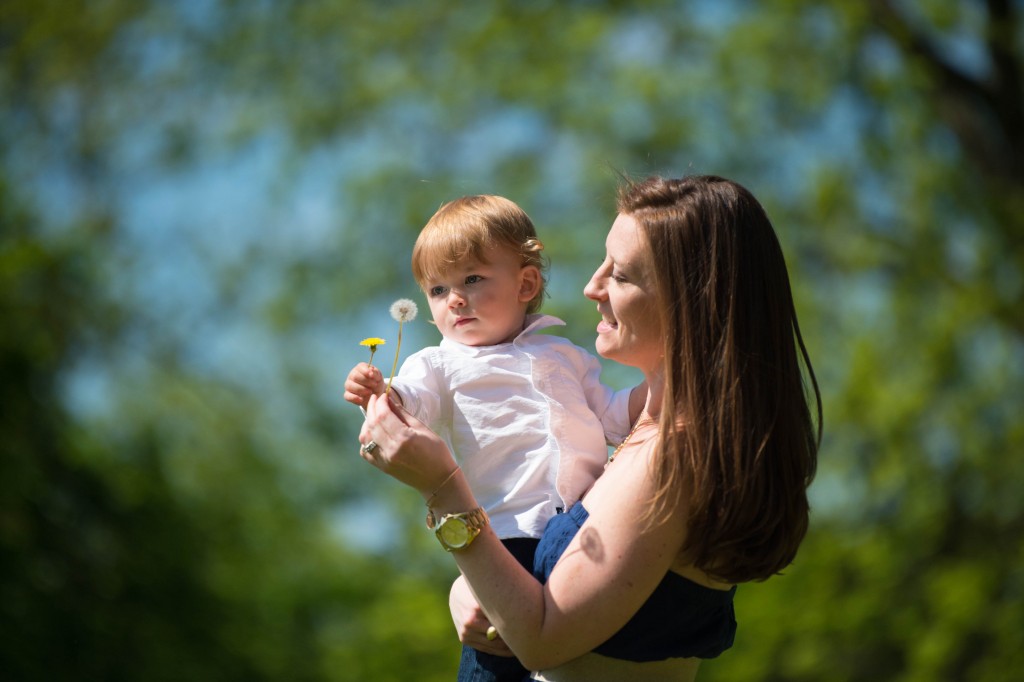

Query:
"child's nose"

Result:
[[448, 289, 466, 308]]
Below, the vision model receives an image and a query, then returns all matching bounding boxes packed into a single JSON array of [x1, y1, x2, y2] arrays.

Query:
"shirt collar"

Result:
[[439, 314, 566, 355]]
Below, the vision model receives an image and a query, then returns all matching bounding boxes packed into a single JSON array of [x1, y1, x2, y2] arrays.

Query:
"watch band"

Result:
[[434, 507, 489, 552]]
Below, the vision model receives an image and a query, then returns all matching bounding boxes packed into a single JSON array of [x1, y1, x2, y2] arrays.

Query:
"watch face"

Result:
[[438, 517, 469, 548]]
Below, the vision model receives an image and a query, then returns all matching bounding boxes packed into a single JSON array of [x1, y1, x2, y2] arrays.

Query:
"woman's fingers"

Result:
[[454, 611, 510, 653], [359, 395, 426, 479], [370, 391, 413, 428], [363, 393, 422, 459], [466, 626, 513, 656], [358, 392, 461, 497], [362, 396, 399, 462]]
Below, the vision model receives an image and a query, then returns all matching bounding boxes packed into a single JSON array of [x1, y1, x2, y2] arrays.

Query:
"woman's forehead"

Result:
[[607, 214, 645, 258]]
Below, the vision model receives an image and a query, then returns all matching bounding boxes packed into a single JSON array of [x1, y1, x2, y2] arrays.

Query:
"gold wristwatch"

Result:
[[432, 508, 489, 552]]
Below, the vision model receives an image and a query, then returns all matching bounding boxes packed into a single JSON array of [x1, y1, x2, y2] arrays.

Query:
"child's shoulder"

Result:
[[399, 344, 450, 371], [525, 331, 597, 362]]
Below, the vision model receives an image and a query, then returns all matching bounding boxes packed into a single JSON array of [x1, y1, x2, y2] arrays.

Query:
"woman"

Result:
[[358, 175, 821, 681]]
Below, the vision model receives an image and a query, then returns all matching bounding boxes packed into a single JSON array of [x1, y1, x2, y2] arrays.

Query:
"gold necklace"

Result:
[[606, 410, 656, 468]]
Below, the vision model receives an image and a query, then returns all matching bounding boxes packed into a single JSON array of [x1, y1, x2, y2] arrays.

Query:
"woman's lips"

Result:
[[597, 319, 618, 333]]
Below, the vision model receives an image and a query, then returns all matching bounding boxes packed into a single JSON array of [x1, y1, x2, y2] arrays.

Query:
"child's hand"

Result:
[[344, 363, 384, 408]]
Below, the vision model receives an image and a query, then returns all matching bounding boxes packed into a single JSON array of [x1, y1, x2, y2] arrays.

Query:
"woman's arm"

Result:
[[360, 394, 686, 670], [449, 575, 513, 656]]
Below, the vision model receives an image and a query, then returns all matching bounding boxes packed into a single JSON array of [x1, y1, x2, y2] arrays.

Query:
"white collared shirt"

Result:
[[391, 314, 633, 539]]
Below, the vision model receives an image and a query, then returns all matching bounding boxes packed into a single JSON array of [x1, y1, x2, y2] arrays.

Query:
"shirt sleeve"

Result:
[[574, 347, 633, 444], [388, 349, 444, 428]]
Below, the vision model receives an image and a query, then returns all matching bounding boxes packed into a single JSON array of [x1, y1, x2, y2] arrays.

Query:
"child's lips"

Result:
[[455, 317, 476, 327]]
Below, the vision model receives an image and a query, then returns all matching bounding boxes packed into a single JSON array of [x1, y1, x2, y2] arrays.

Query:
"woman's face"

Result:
[[584, 213, 664, 373]]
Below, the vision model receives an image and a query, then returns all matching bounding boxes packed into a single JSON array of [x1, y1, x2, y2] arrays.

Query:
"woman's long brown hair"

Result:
[[619, 175, 822, 584]]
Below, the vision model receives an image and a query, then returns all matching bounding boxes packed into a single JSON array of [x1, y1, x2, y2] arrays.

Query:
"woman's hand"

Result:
[[358, 393, 457, 496], [450, 575, 514, 657]]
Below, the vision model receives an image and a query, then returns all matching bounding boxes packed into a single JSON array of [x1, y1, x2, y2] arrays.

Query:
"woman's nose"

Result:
[[584, 273, 604, 301]]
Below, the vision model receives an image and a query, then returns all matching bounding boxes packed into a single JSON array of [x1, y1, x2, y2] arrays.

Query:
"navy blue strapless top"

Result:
[[533, 502, 737, 661]]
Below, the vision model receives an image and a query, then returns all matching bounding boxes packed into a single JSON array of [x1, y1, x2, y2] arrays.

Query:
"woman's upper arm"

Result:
[[524, 446, 686, 668]]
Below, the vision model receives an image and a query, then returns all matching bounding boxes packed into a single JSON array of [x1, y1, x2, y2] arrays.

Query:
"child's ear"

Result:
[[518, 266, 542, 302]]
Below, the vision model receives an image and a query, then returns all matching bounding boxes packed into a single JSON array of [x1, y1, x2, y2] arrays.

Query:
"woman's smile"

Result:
[[584, 213, 663, 371]]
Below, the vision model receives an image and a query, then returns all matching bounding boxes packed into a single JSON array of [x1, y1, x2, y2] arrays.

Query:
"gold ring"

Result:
[[485, 625, 498, 641], [360, 440, 379, 456]]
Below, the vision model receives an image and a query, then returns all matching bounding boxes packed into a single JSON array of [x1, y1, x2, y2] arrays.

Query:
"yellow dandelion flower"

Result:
[[359, 337, 386, 367]]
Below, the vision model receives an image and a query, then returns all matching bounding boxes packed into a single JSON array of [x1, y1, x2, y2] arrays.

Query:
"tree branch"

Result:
[[869, 0, 1024, 184]]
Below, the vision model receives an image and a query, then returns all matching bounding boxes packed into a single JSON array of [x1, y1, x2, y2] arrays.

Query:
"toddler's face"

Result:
[[423, 246, 536, 346]]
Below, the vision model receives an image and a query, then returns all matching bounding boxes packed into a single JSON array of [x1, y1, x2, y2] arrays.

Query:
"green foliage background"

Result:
[[2, 1, 1021, 680]]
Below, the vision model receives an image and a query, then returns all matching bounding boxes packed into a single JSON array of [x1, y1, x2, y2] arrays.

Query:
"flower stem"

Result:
[[385, 322, 404, 395]]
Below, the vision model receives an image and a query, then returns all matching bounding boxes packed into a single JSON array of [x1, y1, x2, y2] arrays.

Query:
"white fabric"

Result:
[[391, 314, 632, 539]]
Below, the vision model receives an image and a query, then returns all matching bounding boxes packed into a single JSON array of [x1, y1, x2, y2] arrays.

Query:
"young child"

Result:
[[344, 195, 644, 681]]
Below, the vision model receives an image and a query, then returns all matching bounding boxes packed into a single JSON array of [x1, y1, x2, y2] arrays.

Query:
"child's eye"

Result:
[[429, 285, 447, 297], [465, 274, 483, 285]]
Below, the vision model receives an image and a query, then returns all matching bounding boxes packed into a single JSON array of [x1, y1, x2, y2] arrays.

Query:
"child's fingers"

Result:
[[344, 376, 368, 396], [344, 367, 382, 407], [347, 365, 382, 388], [343, 387, 369, 406]]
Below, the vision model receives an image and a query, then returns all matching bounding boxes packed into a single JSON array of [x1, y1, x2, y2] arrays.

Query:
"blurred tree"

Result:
[[1, 0, 1021, 680], [694, 2, 1024, 681], [1, 2, 462, 680]]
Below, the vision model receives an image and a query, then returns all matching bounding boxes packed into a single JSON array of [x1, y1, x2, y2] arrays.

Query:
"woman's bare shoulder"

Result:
[[589, 433, 734, 592]]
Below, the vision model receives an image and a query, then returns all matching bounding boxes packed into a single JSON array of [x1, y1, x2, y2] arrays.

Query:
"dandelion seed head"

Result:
[[390, 298, 418, 323]]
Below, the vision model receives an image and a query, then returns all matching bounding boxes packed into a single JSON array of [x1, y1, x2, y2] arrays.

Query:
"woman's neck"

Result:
[[642, 367, 665, 421]]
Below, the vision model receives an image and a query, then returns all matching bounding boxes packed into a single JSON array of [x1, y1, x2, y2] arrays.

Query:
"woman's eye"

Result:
[[465, 275, 483, 285]]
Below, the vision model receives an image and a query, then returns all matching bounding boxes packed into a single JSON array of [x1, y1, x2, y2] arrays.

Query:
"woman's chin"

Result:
[[594, 338, 617, 360]]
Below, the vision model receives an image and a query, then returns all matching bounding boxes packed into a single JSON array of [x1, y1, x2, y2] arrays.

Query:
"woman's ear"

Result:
[[518, 265, 542, 302]]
